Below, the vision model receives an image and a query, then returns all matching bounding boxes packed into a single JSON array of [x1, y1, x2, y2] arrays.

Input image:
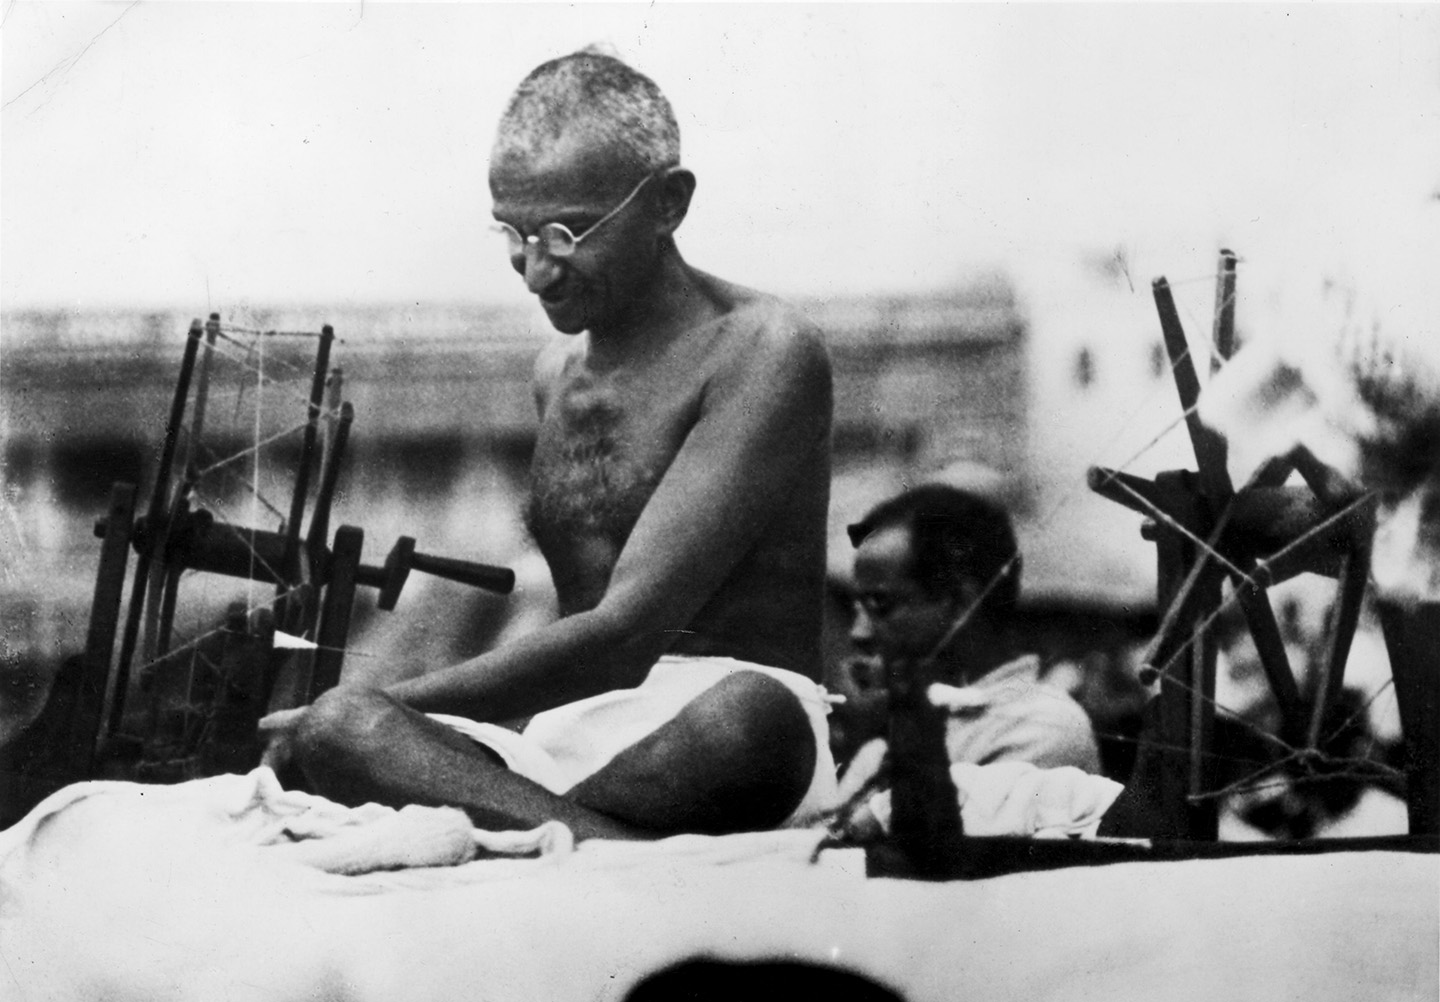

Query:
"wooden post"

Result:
[[1377, 601, 1440, 835], [280, 324, 335, 615], [1144, 471, 1222, 840], [109, 319, 205, 737], [886, 655, 966, 878], [309, 525, 365, 699], [74, 482, 136, 773]]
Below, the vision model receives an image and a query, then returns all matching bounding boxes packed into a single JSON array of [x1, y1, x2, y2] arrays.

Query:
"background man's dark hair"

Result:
[[848, 483, 1022, 621]]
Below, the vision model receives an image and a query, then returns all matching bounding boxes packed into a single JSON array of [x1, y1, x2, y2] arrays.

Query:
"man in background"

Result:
[[836, 484, 1100, 801]]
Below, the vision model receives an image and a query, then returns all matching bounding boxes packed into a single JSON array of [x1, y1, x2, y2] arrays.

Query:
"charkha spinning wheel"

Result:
[[67, 315, 516, 784], [1088, 251, 1437, 839]]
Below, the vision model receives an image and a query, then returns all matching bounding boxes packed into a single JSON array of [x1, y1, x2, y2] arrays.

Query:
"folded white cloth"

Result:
[[864, 760, 1124, 839]]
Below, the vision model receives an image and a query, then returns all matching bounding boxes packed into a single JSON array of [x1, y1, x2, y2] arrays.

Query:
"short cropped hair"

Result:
[[493, 49, 680, 176], [848, 484, 1021, 621]]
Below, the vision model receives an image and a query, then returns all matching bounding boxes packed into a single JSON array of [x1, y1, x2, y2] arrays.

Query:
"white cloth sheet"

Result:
[[2, 769, 1434, 1002]]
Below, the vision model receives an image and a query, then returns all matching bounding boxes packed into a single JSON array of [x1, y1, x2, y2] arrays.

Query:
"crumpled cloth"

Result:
[[0, 768, 574, 879], [0, 769, 848, 892], [862, 759, 1124, 839]]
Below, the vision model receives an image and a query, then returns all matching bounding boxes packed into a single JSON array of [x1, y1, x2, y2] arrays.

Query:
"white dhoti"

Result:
[[429, 655, 839, 828]]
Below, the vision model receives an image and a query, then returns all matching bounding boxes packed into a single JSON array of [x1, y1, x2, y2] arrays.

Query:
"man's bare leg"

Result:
[[291, 688, 646, 841], [566, 670, 817, 834], [290, 671, 817, 840]]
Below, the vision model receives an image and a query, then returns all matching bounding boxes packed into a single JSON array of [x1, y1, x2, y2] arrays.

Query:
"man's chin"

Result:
[[540, 300, 588, 335]]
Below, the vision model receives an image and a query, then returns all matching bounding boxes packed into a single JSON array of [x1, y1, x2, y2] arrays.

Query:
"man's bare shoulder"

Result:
[[530, 276, 830, 405], [696, 274, 831, 378]]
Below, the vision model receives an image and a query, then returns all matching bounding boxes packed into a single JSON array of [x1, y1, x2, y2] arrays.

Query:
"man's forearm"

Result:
[[384, 611, 660, 720]]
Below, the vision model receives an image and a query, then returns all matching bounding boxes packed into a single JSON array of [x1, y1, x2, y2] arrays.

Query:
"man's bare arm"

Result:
[[386, 320, 831, 721]]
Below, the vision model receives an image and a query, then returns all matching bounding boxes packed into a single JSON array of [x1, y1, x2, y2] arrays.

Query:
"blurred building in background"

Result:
[[3, 260, 1192, 699]]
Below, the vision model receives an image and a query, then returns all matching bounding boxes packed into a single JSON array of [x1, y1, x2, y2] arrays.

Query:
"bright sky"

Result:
[[2, 1, 1437, 312]]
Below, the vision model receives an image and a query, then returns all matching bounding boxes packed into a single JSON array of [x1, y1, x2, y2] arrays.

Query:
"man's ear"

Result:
[[653, 166, 696, 238]]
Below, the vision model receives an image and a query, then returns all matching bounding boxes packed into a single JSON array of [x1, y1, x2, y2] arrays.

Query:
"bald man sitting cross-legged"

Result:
[[261, 49, 838, 841]]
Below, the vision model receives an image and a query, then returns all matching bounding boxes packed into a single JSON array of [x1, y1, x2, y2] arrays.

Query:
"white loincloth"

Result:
[[429, 655, 840, 828]]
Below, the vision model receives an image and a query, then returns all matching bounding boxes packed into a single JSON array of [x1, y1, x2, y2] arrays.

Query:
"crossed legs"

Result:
[[288, 671, 818, 841]]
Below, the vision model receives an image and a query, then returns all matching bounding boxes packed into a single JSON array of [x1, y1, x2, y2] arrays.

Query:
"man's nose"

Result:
[[849, 606, 876, 652], [513, 244, 564, 295]]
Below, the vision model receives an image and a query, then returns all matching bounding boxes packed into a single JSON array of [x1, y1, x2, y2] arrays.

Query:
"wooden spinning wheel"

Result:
[[864, 250, 1437, 881], [1088, 250, 1438, 839], [60, 315, 516, 785]]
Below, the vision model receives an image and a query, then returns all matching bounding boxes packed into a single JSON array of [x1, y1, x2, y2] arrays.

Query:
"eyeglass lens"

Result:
[[495, 223, 579, 259]]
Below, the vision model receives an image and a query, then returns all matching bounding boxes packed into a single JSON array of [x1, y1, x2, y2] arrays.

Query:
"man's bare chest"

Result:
[[528, 371, 696, 541]]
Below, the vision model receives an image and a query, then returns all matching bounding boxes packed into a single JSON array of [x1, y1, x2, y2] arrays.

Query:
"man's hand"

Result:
[[257, 706, 308, 772], [884, 654, 940, 706]]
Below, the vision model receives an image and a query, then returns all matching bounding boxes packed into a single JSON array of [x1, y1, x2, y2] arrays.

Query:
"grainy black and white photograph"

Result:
[[2, 2, 1437, 999]]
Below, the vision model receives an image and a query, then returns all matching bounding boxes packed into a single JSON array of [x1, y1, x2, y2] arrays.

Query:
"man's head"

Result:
[[846, 484, 1021, 669], [489, 50, 694, 335]]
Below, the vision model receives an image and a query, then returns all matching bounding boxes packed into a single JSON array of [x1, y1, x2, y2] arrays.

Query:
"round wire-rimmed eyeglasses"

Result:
[[491, 171, 657, 259]]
